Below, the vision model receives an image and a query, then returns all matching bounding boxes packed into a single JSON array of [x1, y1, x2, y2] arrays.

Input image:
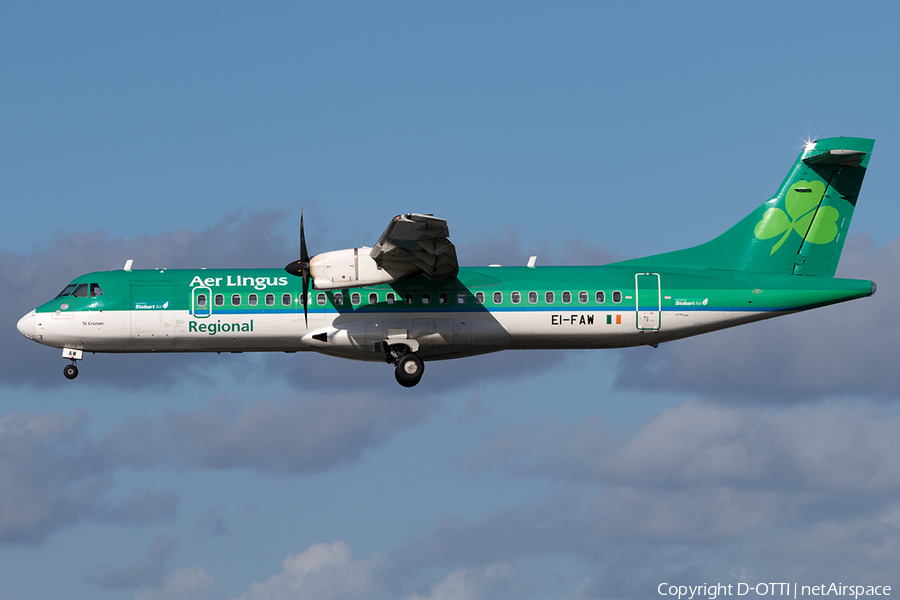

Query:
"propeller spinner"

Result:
[[284, 211, 311, 326]]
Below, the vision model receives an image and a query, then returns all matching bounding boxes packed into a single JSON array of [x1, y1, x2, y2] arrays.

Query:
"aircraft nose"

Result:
[[17, 310, 36, 340]]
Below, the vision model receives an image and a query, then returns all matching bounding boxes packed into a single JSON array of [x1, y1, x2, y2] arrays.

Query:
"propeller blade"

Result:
[[284, 209, 312, 327], [300, 210, 309, 265]]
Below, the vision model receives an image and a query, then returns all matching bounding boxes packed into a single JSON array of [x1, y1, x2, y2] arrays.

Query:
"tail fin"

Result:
[[619, 137, 874, 276]]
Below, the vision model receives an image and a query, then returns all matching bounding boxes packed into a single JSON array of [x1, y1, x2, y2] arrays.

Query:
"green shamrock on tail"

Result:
[[754, 180, 839, 254]]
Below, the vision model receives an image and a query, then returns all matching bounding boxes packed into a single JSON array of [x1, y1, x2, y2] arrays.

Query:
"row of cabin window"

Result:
[[479, 290, 622, 305], [195, 289, 623, 308]]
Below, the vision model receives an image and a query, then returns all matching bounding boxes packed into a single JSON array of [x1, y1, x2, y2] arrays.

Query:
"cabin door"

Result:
[[635, 273, 661, 331]]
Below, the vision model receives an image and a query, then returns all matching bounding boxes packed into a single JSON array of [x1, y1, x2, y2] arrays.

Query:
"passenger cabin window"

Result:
[[511, 291, 521, 304], [596, 291, 605, 303], [475, 292, 484, 304], [493, 291, 502, 304], [528, 291, 538, 304], [266, 294, 275, 306], [439, 292, 448, 304], [562, 291, 571, 304], [369, 292, 378, 304], [232, 294, 241, 306], [404, 293, 413, 305], [73, 284, 88, 298], [317, 293, 326, 305], [613, 291, 622, 303], [249, 294, 258, 306], [197, 294, 207, 307], [422, 293, 431, 305], [351, 292, 361, 305], [282, 293, 291, 306], [545, 291, 555, 304], [457, 292, 466, 304], [386, 292, 396, 305], [579, 291, 588, 303], [334, 293, 343, 306], [215, 294, 224, 306], [56, 284, 78, 298], [90, 283, 103, 297]]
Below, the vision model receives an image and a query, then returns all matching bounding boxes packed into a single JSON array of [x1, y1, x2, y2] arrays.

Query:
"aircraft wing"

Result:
[[370, 213, 459, 281]]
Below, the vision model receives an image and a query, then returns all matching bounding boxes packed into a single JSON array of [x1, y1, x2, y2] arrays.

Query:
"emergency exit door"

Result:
[[635, 273, 661, 331]]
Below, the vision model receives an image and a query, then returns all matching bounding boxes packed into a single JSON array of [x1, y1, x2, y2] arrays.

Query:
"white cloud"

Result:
[[407, 564, 522, 600], [234, 541, 385, 600], [227, 542, 524, 600], [394, 399, 900, 595]]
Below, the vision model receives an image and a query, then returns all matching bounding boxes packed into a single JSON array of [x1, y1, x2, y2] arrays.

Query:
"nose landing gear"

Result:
[[61, 348, 82, 380], [63, 362, 79, 380]]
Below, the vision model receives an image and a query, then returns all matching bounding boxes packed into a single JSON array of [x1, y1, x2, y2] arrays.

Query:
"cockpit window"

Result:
[[90, 283, 103, 297], [72, 284, 88, 298], [56, 284, 78, 298]]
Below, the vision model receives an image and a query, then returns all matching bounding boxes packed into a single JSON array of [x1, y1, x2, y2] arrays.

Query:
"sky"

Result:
[[2, 2, 900, 599]]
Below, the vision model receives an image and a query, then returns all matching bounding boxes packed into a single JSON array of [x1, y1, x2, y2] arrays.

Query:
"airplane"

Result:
[[17, 136, 877, 387]]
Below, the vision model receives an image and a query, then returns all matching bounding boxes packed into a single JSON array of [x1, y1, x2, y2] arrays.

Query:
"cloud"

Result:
[[0, 387, 427, 544], [613, 234, 900, 402], [89, 535, 176, 590], [193, 507, 232, 540], [392, 400, 900, 596], [221, 541, 524, 600], [406, 564, 524, 600], [100, 391, 432, 475], [235, 541, 386, 600], [0, 409, 175, 544]]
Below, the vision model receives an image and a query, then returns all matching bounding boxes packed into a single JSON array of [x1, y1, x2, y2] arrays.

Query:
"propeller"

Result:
[[284, 210, 311, 326]]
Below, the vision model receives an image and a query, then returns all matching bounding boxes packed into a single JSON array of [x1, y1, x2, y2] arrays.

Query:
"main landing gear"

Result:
[[384, 342, 424, 387]]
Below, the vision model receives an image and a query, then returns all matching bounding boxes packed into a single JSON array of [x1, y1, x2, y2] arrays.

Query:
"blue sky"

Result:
[[3, 3, 900, 599]]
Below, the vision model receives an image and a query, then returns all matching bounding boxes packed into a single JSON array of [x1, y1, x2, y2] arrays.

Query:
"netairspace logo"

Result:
[[658, 582, 891, 600]]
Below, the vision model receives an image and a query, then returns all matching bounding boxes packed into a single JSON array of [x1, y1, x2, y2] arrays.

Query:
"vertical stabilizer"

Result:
[[618, 137, 874, 276]]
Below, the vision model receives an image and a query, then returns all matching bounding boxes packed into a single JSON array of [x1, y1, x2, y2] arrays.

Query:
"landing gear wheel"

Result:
[[394, 353, 424, 388], [63, 364, 78, 380]]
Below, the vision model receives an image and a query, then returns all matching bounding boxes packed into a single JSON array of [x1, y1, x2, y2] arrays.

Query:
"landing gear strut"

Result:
[[384, 342, 424, 387]]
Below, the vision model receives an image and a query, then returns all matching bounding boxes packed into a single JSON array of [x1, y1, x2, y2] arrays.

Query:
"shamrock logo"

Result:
[[753, 180, 839, 254]]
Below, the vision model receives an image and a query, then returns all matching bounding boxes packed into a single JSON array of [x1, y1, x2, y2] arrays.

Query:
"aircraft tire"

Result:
[[63, 364, 78, 380], [395, 353, 424, 387]]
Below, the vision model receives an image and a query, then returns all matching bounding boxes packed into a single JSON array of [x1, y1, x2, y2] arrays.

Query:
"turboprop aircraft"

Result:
[[17, 137, 877, 387]]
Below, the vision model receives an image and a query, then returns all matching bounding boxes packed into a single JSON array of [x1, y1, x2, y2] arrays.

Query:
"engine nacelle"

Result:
[[310, 247, 399, 290]]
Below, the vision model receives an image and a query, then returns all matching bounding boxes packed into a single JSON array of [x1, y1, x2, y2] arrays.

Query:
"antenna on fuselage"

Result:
[[527, 256, 537, 268], [124, 259, 133, 271]]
